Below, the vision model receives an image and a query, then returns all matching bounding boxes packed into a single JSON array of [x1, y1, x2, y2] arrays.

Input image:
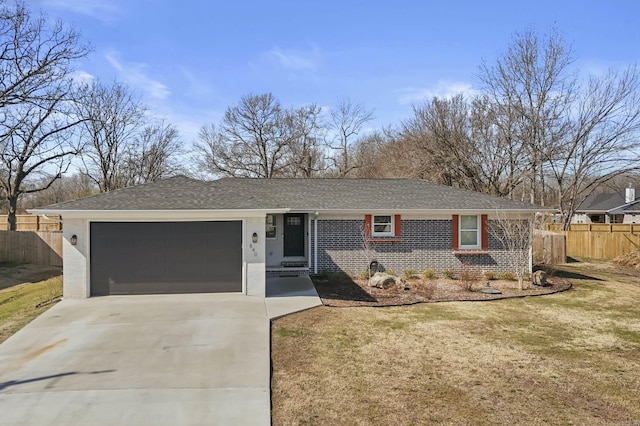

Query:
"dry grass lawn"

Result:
[[271, 262, 640, 425]]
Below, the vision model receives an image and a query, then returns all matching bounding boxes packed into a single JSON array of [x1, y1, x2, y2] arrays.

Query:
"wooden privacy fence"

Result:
[[533, 230, 566, 265], [0, 214, 62, 231], [0, 231, 62, 266], [546, 223, 640, 260]]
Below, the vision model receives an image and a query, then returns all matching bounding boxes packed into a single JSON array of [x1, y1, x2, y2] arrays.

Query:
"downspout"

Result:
[[314, 211, 319, 274], [307, 215, 312, 270]]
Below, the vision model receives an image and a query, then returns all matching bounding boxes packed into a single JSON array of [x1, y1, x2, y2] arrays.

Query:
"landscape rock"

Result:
[[532, 270, 548, 286], [369, 272, 397, 289]]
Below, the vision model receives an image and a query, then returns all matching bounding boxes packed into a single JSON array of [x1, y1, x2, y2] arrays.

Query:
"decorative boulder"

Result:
[[369, 272, 397, 289], [532, 270, 548, 286]]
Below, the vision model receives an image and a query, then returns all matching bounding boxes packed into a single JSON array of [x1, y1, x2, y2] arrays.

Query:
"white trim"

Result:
[[265, 214, 277, 239], [313, 217, 318, 274], [28, 207, 549, 218], [308, 215, 312, 270], [459, 214, 481, 249], [372, 214, 394, 237], [29, 208, 287, 220]]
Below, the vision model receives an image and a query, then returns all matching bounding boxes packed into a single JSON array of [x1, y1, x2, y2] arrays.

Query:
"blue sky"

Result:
[[27, 0, 640, 145]]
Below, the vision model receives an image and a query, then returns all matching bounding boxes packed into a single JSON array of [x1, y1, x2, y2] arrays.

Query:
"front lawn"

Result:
[[0, 263, 63, 344], [271, 262, 640, 425]]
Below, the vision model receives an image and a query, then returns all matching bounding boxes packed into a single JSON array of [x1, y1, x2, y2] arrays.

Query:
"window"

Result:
[[459, 215, 479, 248], [610, 214, 624, 224], [372, 215, 393, 236], [265, 214, 277, 239], [286, 216, 301, 226], [365, 214, 402, 240], [452, 214, 488, 251]]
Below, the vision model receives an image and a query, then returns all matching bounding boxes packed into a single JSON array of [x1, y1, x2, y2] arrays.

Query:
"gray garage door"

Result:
[[90, 221, 242, 296]]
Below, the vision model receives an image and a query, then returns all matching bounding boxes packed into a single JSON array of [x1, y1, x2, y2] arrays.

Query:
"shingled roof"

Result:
[[31, 176, 542, 212], [576, 192, 626, 212]]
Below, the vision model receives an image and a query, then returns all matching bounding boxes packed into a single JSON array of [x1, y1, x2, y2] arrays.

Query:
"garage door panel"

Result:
[[90, 221, 242, 296]]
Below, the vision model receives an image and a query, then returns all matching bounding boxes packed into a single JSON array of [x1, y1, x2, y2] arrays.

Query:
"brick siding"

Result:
[[314, 219, 519, 276]]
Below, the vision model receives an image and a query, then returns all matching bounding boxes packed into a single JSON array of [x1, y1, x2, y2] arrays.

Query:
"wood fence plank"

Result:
[[546, 223, 640, 260], [0, 215, 61, 231], [0, 231, 62, 266]]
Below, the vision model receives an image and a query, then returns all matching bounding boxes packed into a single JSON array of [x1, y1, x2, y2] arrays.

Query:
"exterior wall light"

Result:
[[70, 235, 78, 245], [252, 232, 258, 243]]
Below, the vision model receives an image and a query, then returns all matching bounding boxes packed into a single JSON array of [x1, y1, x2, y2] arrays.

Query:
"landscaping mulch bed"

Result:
[[311, 274, 572, 307]]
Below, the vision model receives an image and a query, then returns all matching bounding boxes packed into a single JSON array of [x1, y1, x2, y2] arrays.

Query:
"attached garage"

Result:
[[90, 221, 242, 296]]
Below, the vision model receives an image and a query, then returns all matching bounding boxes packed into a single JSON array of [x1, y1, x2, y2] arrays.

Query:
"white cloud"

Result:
[[105, 50, 171, 100], [266, 46, 320, 71], [70, 70, 95, 84], [41, 0, 120, 21], [397, 80, 478, 105]]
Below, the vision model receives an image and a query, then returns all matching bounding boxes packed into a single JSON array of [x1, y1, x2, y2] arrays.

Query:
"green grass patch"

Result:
[[274, 327, 308, 338], [372, 318, 407, 330], [0, 272, 62, 344]]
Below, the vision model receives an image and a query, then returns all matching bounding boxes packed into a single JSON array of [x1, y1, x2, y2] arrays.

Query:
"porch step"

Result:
[[281, 260, 307, 268], [267, 268, 310, 278]]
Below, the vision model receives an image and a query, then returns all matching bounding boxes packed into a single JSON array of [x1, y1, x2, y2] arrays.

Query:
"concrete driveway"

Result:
[[0, 277, 321, 425]]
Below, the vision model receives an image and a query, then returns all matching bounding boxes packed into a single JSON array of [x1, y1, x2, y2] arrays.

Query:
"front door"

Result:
[[283, 213, 305, 257]]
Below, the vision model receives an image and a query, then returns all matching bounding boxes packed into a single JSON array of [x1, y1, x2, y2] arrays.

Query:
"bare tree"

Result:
[[0, 95, 82, 229], [195, 93, 296, 178], [478, 28, 575, 205], [399, 94, 524, 195], [75, 80, 146, 192], [121, 121, 184, 186], [0, 1, 88, 109], [488, 211, 534, 290], [326, 99, 373, 176], [20, 173, 97, 209], [401, 95, 488, 190], [549, 66, 640, 228], [0, 1, 88, 229], [284, 103, 326, 177]]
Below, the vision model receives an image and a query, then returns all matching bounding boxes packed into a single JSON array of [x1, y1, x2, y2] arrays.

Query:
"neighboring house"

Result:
[[572, 186, 640, 224], [29, 176, 540, 298]]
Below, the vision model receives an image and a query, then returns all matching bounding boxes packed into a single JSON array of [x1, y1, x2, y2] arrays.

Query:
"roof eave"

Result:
[[28, 208, 291, 219]]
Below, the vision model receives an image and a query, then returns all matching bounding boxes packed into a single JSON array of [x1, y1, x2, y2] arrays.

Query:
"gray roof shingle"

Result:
[[577, 192, 626, 212], [32, 176, 542, 212]]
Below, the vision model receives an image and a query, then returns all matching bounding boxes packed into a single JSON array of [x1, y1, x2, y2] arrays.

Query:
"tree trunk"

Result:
[[7, 196, 18, 231]]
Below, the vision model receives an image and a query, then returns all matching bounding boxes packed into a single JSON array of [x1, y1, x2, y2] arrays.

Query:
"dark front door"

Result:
[[283, 213, 305, 257]]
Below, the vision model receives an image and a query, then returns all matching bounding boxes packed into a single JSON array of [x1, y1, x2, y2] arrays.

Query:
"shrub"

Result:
[[403, 269, 418, 280], [499, 271, 516, 281], [422, 269, 436, 280], [384, 269, 397, 276], [414, 281, 436, 299], [458, 265, 480, 291], [441, 269, 455, 279], [483, 270, 497, 281], [359, 270, 371, 280]]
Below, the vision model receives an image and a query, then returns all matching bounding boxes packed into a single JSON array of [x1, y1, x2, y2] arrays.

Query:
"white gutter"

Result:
[[307, 215, 312, 271], [40, 214, 63, 223], [314, 211, 318, 274], [27, 208, 290, 220]]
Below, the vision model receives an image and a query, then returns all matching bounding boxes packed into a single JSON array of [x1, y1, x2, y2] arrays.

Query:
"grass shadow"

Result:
[[552, 267, 603, 281], [310, 273, 377, 302], [0, 265, 62, 291]]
